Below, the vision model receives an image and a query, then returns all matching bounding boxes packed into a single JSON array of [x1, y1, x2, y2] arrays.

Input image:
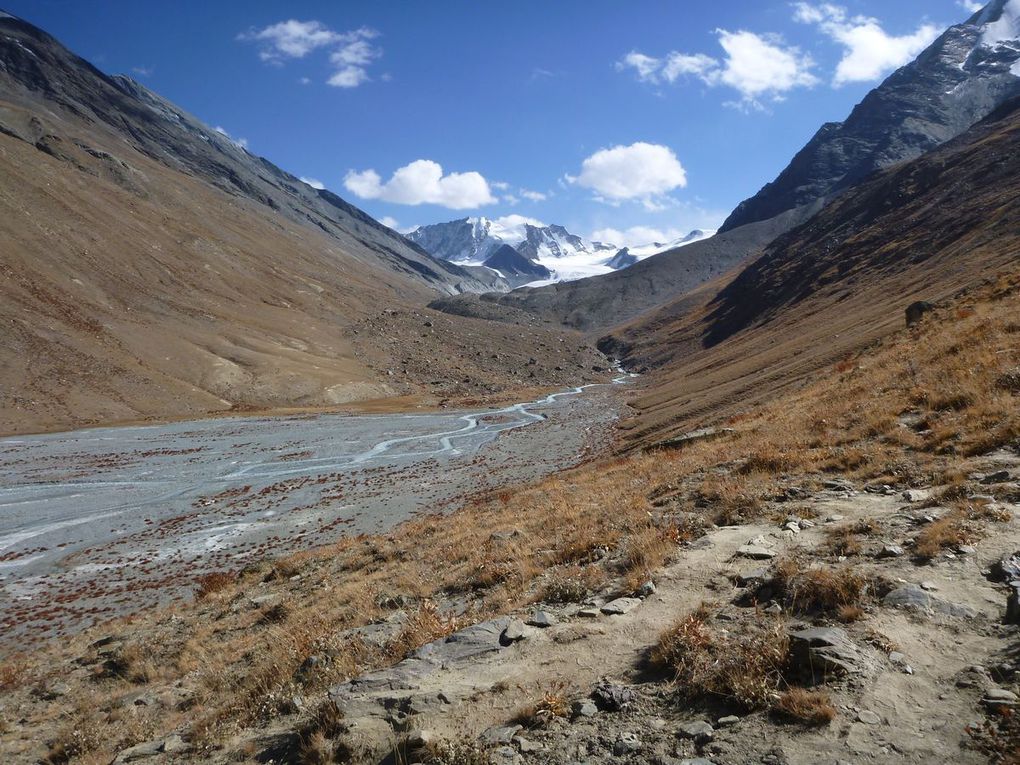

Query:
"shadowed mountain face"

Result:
[[721, 0, 1020, 232], [0, 12, 500, 295], [604, 97, 1020, 444]]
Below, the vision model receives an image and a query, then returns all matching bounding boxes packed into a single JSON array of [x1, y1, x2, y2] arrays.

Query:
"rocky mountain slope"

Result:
[[0, 13, 500, 295], [721, 0, 1020, 231], [430, 211, 800, 331], [606, 94, 1020, 445], [0, 12, 599, 435]]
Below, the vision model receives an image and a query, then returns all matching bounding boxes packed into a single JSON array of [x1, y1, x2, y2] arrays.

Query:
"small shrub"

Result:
[[195, 571, 236, 599], [774, 688, 837, 726], [424, 738, 490, 765], [914, 514, 972, 560]]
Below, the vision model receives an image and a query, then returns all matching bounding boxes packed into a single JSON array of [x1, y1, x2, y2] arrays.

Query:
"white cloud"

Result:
[[520, 189, 547, 202], [618, 30, 818, 108], [571, 142, 687, 204], [213, 126, 249, 150], [378, 216, 400, 229], [957, 0, 985, 12], [300, 176, 325, 189], [239, 20, 381, 88], [343, 159, 497, 209], [793, 3, 940, 86]]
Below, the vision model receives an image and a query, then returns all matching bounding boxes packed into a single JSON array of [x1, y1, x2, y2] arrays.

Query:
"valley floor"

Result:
[[1, 274, 1018, 765], [0, 377, 627, 647]]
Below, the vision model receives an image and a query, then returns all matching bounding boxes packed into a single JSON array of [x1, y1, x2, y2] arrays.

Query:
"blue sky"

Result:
[[5, 0, 985, 246]]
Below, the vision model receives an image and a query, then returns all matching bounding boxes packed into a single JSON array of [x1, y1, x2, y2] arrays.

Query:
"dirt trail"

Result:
[[298, 478, 1018, 765]]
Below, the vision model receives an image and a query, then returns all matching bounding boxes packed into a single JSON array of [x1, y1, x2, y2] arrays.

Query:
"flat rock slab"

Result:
[[737, 545, 777, 560], [601, 597, 642, 615], [883, 585, 978, 618]]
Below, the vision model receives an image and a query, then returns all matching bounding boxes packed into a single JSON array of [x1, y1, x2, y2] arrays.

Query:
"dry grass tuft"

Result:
[[914, 513, 973, 560], [194, 571, 237, 599], [512, 684, 571, 728], [774, 688, 837, 726], [772, 558, 868, 615], [652, 605, 788, 710]]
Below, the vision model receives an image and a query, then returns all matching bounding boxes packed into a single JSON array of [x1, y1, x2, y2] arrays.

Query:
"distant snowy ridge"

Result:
[[408, 217, 715, 286]]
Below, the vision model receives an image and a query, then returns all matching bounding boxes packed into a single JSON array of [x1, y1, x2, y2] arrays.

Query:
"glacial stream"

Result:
[[0, 376, 630, 643]]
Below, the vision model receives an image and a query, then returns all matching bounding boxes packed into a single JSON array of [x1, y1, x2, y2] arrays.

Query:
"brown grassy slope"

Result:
[[2, 266, 1017, 765], [606, 98, 1020, 446], [0, 113, 605, 435]]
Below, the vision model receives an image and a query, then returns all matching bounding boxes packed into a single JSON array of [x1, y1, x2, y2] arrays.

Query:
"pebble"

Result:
[[573, 700, 598, 718], [677, 720, 714, 741], [614, 732, 642, 755], [578, 607, 601, 618], [958, 545, 977, 555], [639, 580, 657, 597], [717, 715, 740, 727], [878, 544, 905, 558], [920, 581, 938, 591], [903, 489, 931, 503], [480, 725, 522, 745]]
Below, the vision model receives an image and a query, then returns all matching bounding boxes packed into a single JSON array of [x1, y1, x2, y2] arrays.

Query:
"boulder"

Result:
[[677, 719, 714, 742], [789, 627, 873, 680], [526, 610, 557, 628]]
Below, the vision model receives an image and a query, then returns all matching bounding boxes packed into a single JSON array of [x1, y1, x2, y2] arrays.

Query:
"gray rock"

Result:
[[903, 489, 931, 503], [513, 736, 543, 753], [526, 610, 557, 628], [578, 607, 601, 618], [983, 688, 1019, 707], [877, 544, 905, 558], [677, 719, 714, 742], [601, 597, 641, 615], [573, 699, 598, 718], [489, 744, 522, 765], [737, 568, 768, 586], [592, 682, 636, 711], [790, 627, 873, 679], [480, 724, 523, 745], [678, 760, 718, 765], [737, 545, 777, 560], [882, 585, 978, 618], [717, 715, 740, 727], [111, 740, 163, 763], [857, 710, 882, 725], [161, 735, 187, 754], [414, 617, 511, 664], [981, 470, 1012, 484], [957, 544, 977, 555], [501, 619, 528, 644], [639, 580, 657, 596], [784, 521, 802, 534], [614, 732, 642, 755]]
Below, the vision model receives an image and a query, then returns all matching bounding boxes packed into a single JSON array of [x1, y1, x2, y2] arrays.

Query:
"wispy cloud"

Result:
[[238, 20, 382, 88]]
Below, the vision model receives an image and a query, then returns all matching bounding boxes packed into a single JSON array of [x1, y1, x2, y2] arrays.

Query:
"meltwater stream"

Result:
[[0, 376, 630, 643]]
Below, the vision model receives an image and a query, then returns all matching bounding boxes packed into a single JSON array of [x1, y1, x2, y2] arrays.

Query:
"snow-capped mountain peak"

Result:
[[409, 217, 715, 287]]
